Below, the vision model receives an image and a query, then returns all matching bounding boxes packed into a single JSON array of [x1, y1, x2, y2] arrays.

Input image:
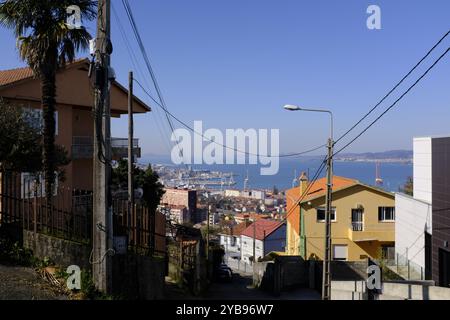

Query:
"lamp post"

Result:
[[284, 104, 334, 300]]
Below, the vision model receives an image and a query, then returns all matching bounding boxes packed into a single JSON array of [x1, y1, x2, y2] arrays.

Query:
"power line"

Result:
[[111, 2, 173, 154], [121, 0, 186, 166], [121, 0, 326, 160], [335, 29, 450, 144], [134, 78, 327, 158], [284, 157, 327, 221], [334, 47, 449, 157]]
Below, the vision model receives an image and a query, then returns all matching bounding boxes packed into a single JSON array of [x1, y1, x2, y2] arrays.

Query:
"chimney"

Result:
[[299, 171, 308, 195]]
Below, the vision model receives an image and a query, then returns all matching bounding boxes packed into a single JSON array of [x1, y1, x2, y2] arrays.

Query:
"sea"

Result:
[[140, 155, 412, 193]]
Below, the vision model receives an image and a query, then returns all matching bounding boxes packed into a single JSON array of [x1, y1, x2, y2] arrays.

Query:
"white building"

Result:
[[394, 137, 435, 279], [240, 220, 286, 264], [219, 221, 250, 260], [395, 193, 432, 271]]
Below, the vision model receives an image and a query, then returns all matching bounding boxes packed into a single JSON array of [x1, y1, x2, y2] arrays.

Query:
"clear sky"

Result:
[[1, 0, 449, 157]]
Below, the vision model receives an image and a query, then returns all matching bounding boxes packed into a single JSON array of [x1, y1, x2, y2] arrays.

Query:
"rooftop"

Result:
[[241, 219, 285, 241]]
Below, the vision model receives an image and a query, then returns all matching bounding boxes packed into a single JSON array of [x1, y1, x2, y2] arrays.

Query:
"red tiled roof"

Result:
[[0, 66, 34, 87], [223, 221, 251, 236], [241, 219, 284, 241], [287, 176, 358, 204], [0, 58, 90, 87]]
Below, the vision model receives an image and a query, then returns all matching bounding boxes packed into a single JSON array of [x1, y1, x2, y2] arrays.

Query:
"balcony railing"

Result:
[[351, 221, 364, 231], [72, 136, 141, 160], [348, 222, 394, 242]]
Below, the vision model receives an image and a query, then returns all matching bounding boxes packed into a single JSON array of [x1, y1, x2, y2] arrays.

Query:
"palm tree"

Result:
[[0, 0, 96, 206]]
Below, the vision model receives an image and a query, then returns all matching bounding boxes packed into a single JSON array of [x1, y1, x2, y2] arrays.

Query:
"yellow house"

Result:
[[285, 173, 395, 261]]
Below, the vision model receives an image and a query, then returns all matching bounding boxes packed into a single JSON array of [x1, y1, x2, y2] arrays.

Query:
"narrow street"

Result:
[[0, 264, 68, 300], [164, 270, 320, 300]]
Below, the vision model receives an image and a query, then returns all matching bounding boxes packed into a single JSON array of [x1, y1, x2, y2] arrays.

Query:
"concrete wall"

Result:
[[331, 280, 450, 300], [112, 254, 165, 300], [331, 280, 368, 300], [413, 137, 432, 203], [377, 281, 450, 300], [253, 256, 309, 295], [395, 193, 432, 270], [23, 230, 91, 269]]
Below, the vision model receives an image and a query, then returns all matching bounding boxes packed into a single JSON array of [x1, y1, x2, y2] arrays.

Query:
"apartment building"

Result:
[[285, 173, 395, 261], [160, 188, 197, 223]]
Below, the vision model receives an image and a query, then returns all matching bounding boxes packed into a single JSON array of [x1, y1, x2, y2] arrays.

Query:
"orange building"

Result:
[[0, 59, 150, 192], [285, 173, 395, 261]]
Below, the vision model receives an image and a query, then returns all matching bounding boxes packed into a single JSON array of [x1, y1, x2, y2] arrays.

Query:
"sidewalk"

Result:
[[0, 264, 68, 300]]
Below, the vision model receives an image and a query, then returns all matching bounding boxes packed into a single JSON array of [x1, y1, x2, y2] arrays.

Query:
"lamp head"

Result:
[[283, 104, 301, 111]]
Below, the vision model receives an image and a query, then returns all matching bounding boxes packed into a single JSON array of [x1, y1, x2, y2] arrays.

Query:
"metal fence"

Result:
[[1, 172, 166, 255], [112, 199, 166, 256], [0, 172, 92, 243]]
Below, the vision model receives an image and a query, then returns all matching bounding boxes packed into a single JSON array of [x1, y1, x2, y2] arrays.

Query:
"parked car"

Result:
[[214, 263, 233, 282]]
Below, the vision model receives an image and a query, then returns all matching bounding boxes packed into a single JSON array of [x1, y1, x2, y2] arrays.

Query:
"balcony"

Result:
[[348, 222, 394, 242], [72, 136, 141, 160]]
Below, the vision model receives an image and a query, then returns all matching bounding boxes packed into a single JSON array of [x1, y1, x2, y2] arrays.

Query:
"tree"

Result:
[[272, 185, 279, 195], [0, 0, 96, 204], [112, 160, 165, 214], [399, 176, 413, 196], [0, 100, 70, 177]]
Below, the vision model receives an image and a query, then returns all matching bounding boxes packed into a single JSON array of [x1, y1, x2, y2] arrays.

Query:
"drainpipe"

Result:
[[300, 206, 306, 259]]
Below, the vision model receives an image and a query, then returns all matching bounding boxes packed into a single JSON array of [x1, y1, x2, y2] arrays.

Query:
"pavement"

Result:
[[205, 271, 320, 300], [164, 270, 321, 300], [0, 264, 68, 300]]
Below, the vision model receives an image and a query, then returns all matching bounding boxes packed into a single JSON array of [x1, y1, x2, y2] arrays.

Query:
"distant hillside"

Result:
[[335, 150, 412, 162]]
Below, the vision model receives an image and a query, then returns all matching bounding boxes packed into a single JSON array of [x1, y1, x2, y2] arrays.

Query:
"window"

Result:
[[378, 207, 395, 221], [21, 172, 58, 199], [316, 207, 336, 222], [23, 107, 58, 136], [333, 245, 348, 261]]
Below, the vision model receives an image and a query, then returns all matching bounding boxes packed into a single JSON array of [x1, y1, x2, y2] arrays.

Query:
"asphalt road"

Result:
[[165, 271, 320, 300], [0, 264, 68, 300], [205, 272, 320, 300]]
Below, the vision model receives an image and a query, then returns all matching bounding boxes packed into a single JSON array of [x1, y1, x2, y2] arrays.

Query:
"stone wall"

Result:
[[23, 230, 90, 269], [112, 254, 165, 299]]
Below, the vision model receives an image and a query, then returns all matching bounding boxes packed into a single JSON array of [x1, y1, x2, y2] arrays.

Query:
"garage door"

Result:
[[333, 245, 348, 261]]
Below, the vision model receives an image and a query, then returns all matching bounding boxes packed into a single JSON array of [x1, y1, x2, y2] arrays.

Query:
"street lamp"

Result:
[[283, 104, 334, 300]]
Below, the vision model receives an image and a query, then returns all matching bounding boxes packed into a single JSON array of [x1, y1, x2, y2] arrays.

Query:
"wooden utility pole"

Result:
[[93, 0, 112, 293], [128, 71, 134, 220], [206, 205, 210, 261]]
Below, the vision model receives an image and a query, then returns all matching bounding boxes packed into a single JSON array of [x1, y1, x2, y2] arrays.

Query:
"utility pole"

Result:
[[206, 204, 211, 261], [321, 137, 333, 300], [252, 218, 256, 285], [128, 71, 134, 222], [93, 0, 112, 293], [283, 104, 334, 300]]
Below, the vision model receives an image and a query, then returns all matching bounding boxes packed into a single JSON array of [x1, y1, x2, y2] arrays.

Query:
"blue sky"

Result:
[[1, 0, 449, 157]]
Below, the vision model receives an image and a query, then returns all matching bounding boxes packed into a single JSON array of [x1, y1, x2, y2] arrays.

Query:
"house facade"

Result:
[[219, 221, 250, 260], [396, 136, 450, 286], [240, 220, 286, 264], [286, 173, 395, 261], [0, 59, 150, 192]]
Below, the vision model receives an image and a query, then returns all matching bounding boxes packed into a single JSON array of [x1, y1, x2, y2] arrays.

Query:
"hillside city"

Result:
[[0, 0, 449, 306]]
